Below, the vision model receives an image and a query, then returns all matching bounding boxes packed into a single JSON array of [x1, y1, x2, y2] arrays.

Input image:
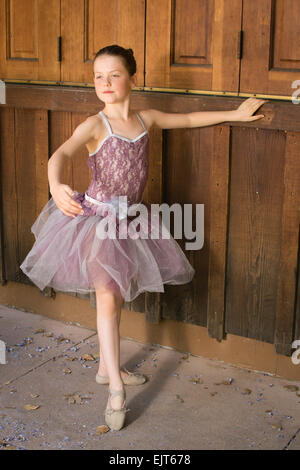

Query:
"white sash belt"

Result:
[[85, 192, 142, 221]]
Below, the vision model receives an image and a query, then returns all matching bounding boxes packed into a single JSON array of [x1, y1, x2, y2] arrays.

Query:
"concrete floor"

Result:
[[0, 303, 299, 451]]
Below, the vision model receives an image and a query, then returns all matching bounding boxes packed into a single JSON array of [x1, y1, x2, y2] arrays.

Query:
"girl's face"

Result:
[[93, 54, 137, 104]]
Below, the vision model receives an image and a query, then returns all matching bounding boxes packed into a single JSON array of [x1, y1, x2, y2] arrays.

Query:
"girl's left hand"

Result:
[[234, 97, 268, 122]]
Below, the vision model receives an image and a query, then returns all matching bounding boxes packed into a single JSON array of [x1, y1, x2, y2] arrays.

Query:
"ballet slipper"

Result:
[[104, 388, 130, 431], [96, 367, 147, 386]]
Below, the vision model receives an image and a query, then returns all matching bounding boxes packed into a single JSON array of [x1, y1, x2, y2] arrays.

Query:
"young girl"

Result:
[[20, 44, 267, 431]]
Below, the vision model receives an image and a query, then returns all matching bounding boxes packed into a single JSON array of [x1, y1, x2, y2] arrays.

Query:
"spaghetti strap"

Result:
[[99, 110, 147, 135], [135, 112, 147, 132], [99, 111, 112, 135]]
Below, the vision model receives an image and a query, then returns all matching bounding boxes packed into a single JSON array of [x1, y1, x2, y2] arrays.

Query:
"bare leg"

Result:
[[97, 294, 132, 381], [96, 287, 124, 410], [98, 297, 122, 374]]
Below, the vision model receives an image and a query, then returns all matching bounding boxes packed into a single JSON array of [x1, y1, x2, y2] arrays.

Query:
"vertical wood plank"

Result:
[[161, 125, 211, 327], [33, 109, 52, 297], [145, 292, 162, 324], [207, 125, 230, 340], [130, 127, 163, 322], [15, 108, 49, 290], [71, 111, 94, 302], [49, 110, 92, 300], [47, 110, 73, 297], [1, 107, 19, 282], [34, 110, 50, 214], [294, 242, 300, 344], [71, 112, 93, 193], [144, 127, 163, 323], [274, 131, 300, 356], [49, 110, 73, 188], [225, 127, 286, 343], [0, 109, 6, 284]]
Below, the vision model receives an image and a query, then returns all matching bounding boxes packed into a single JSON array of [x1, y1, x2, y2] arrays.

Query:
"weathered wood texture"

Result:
[[0, 85, 300, 357], [273, 132, 300, 356]]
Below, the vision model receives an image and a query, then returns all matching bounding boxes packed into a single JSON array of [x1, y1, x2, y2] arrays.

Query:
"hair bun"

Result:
[[127, 48, 133, 55]]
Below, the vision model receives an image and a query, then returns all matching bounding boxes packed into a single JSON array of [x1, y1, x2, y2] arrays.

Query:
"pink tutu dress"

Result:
[[20, 111, 195, 302]]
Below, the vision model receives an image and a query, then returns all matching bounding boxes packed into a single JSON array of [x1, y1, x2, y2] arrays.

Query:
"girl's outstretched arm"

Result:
[[146, 97, 268, 130]]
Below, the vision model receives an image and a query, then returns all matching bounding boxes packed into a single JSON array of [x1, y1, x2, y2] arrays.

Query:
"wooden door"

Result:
[[0, 0, 60, 81], [240, 0, 300, 96], [146, 0, 243, 92], [61, 0, 146, 87]]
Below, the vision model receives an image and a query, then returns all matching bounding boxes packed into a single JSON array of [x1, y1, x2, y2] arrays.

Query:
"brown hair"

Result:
[[93, 44, 136, 77]]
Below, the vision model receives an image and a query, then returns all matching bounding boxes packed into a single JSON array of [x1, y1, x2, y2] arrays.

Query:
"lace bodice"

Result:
[[81, 111, 149, 216]]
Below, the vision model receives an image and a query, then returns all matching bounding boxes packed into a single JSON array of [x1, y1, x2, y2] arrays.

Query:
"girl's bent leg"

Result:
[[96, 287, 124, 410]]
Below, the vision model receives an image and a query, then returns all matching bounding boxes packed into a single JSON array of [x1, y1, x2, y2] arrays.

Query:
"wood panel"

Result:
[[146, 0, 242, 91], [0, 107, 17, 283], [207, 125, 230, 340], [1, 0, 300, 100], [240, 0, 300, 95], [0, 0, 60, 81], [161, 125, 212, 327], [0, 108, 8, 285], [6, 84, 300, 134], [71, 111, 98, 302], [1, 85, 300, 353], [294, 247, 300, 344], [0, 106, 49, 286], [274, 131, 300, 355], [62, 0, 146, 86], [0, 143, 5, 285], [225, 127, 286, 344], [17, 108, 49, 274]]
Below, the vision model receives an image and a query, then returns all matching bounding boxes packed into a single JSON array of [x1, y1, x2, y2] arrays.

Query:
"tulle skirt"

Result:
[[20, 191, 195, 302]]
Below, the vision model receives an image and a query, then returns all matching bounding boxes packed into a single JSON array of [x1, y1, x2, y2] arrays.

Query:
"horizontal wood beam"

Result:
[[1, 84, 300, 133]]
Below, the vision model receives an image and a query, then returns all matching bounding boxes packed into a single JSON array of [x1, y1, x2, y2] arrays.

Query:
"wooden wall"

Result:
[[1, 0, 300, 359], [0, 85, 300, 359]]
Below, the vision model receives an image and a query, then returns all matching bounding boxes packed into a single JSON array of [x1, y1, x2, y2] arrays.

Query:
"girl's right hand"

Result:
[[50, 183, 84, 218]]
